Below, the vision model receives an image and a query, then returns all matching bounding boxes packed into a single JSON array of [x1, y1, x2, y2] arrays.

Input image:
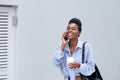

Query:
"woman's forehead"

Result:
[[67, 23, 78, 28]]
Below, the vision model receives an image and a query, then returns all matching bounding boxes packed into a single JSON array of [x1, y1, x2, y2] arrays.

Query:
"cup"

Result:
[[67, 57, 75, 65]]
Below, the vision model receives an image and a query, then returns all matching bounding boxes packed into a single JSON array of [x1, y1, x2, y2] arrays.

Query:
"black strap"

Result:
[[82, 42, 87, 63], [81, 42, 103, 80]]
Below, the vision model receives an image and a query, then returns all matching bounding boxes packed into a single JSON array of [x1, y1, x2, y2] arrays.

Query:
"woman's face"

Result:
[[66, 23, 80, 40]]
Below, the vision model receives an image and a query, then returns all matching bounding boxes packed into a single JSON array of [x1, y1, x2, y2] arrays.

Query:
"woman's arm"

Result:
[[52, 44, 65, 67], [78, 43, 95, 76], [53, 31, 69, 67]]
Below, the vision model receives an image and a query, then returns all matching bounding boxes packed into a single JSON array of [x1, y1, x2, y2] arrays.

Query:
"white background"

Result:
[[0, 0, 120, 80]]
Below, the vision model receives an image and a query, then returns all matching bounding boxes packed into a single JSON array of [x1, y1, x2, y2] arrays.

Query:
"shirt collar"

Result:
[[76, 40, 83, 48], [64, 40, 83, 51]]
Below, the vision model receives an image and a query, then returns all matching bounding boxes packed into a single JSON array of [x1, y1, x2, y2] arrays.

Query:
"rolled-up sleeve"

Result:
[[52, 44, 65, 67], [78, 43, 95, 76]]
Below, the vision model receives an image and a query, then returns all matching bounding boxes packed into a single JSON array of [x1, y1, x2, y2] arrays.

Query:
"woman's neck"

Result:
[[69, 38, 78, 48]]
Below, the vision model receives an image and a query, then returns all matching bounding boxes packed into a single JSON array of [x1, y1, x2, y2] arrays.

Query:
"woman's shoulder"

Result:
[[79, 40, 92, 48]]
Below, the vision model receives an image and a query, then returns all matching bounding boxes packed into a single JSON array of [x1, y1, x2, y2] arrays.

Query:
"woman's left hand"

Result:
[[68, 62, 81, 69]]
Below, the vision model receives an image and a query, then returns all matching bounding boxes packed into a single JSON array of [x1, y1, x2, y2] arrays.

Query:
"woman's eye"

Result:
[[72, 28, 76, 30], [67, 28, 69, 30]]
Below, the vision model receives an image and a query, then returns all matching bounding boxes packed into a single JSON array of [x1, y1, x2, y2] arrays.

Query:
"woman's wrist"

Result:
[[61, 43, 67, 51], [77, 62, 81, 68]]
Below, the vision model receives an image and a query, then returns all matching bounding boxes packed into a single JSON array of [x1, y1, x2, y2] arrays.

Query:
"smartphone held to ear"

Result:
[[64, 35, 68, 41]]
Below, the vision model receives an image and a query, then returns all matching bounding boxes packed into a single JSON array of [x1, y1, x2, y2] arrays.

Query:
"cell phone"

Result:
[[64, 35, 68, 41]]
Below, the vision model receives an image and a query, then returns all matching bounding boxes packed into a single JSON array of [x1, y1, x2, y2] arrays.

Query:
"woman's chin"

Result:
[[68, 37, 73, 40]]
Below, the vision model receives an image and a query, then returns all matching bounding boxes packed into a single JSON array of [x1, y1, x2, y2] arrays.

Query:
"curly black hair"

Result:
[[68, 18, 82, 32]]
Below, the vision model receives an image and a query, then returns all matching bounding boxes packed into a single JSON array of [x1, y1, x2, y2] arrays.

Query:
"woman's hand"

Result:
[[61, 31, 69, 51], [68, 62, 81, 69]]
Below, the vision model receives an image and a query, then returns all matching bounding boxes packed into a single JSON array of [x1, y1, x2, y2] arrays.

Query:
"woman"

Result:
[[53, 18, 95, 80]]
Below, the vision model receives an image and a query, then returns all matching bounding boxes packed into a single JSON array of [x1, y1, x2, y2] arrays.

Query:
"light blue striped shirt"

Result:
[[53, 40, 95, 80]]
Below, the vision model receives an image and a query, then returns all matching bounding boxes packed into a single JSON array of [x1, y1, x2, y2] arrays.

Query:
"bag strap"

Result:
[[82, 42, 87, 63], [82, 42, 103, 80]]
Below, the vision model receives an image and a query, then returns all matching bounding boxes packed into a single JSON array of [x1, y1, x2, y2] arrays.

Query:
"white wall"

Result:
[[0, 0, 120, 80]]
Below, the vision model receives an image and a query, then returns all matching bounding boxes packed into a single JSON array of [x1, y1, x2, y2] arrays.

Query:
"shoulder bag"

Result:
[[81, 42, 103, 80]]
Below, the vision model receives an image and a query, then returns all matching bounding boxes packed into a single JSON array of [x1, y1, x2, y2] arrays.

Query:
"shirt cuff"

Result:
[[78, 63, 85, 73]]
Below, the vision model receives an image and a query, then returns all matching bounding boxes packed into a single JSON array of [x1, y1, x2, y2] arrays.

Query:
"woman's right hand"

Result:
[[61, 31, 69, 51]]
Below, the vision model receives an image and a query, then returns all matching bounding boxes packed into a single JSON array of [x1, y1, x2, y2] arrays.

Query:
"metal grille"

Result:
[[0, 11, 8, 80]]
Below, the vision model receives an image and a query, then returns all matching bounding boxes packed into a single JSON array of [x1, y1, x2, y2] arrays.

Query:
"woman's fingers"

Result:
[[68, 62, 79, 69]]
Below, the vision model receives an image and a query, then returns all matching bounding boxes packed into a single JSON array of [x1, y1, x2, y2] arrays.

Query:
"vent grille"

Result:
[[0, 11, 8, 80]]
